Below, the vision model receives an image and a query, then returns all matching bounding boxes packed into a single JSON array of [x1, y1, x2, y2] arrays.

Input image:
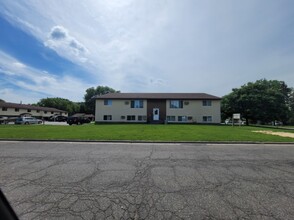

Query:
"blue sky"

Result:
[[0, 0, 294, 104]]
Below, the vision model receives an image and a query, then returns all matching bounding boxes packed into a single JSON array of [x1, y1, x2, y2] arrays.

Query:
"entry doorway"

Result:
[[147, 99, 166, 123], [153, 108, 159, 121]]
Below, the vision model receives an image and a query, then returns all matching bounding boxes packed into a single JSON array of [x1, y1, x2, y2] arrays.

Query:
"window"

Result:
[[131, 100, 143, 108], [37, 110, 40, 113], [203, 116, 212, 122], [202, 100, 212, 106], [103, 115, 112, 120], [167, 116, 176, 122], [178, 116, 187, 122], [121, 116, 126, 120], [51, 112, 54, 114], [170, 100, 183, 108], [15, 108, 19, 112], [127, 115, 136, 121], [138, 115, 147, 121], [104, 100, 112, 106], [2, 107, 7, 111], [27, 109, 31, 112], [44, 111, 47, 114]]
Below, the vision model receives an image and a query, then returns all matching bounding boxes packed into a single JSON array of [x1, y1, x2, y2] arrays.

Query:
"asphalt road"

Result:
[[0, 141, 294, 220]]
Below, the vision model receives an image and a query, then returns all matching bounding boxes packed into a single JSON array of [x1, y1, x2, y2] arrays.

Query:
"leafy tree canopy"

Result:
[[36, 97, 80, 115], [84, 86, 119, 114], [222, 79, 293, 125]]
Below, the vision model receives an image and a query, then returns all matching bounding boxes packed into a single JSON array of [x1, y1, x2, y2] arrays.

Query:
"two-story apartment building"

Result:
[[0, 102, 68, 119], [94, 93, 221, 124]]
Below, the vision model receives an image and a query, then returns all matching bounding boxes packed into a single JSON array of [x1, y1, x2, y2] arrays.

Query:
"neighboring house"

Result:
[[94, 93, 221, 124], [0, 102, 68, 119]]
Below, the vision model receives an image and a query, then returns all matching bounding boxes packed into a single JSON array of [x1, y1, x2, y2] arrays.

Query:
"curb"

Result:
[[0, 139, 294, 145]]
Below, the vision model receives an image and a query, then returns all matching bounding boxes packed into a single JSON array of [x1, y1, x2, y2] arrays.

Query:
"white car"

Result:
[[225, 119, 245, 125], [15, 117, 42, 125]]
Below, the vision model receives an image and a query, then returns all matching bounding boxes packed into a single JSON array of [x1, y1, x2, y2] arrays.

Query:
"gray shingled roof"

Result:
[[94, 93, 221, 100], [0, 102, 67, 113]]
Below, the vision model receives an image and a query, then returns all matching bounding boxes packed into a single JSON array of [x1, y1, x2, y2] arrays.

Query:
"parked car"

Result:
[[0, 117, 8, 124], [67, 116, 91, 125], [48, 115, 68, 122], [0, 117, 18, 124], [15, 117, 42, 125], [225, 119, 245, 125], [272, 121, 283, 126]]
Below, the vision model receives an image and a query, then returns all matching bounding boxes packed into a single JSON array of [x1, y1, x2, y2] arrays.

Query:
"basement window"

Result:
[[178, 116, 187, 122], [127, 115, 136, 121], [167, 116, 176, 121], [203, 116, 212, 122], [103, 115, 112, 120], [138, 115, 147, 121]]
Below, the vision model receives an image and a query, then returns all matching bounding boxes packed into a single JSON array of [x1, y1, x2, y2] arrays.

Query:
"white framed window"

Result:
[[202, 100, 212, 106], [104, 100, 112, 106], [131, 100, 143, 108], [203, 116, 212, 122], [170, 100, 183, 109], [103, 115, 112, 120]]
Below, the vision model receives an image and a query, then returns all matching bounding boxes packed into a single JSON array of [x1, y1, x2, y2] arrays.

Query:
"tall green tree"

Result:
[[288, 88, 294, 124], [221, 79, 292, 125], [84, 86, 119, 114], [36, 97, 80, 115]]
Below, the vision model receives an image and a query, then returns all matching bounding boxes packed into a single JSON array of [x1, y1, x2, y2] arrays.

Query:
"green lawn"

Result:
[[0, 124, 293, 142]]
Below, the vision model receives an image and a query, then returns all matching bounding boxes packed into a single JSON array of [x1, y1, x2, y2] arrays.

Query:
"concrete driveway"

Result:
[[0, 141, 294, 219]]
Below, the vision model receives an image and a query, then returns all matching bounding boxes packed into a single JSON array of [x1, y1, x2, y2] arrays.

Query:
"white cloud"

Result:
[[0, 51, 91, 103], [1, 0, 294, 96], [0, 88, 42, 104], [45, 25, 89, 63]]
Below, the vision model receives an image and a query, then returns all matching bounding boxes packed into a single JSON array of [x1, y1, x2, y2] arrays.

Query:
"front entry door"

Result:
[[153, 108, 159, 121]]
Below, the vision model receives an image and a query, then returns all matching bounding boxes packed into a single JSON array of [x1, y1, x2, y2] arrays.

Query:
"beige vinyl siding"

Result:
[[166, 100, 221, 123], [95, 100, 147, 122]]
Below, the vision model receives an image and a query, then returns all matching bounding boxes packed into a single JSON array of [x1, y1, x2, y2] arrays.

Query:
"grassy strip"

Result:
[[0, 124, 294, 142]]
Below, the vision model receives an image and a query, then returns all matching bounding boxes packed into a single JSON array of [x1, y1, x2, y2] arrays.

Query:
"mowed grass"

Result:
[[0, 124, 294, 142]]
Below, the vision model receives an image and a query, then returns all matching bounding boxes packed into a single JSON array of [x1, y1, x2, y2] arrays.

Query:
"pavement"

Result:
[[0, 141, 294, 219]]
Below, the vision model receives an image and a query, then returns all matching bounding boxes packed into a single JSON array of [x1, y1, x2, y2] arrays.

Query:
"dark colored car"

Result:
[[49, 115, 68, 122], [67, 116, 91, 125]]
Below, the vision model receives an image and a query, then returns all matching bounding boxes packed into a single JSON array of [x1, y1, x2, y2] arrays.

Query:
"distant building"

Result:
[[94, 93, 221, 124], [0, 102, 68, 119]]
